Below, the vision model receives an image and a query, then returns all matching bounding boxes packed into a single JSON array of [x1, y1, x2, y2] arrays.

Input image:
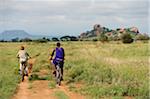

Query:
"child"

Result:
[[17, 46, 30, 75]]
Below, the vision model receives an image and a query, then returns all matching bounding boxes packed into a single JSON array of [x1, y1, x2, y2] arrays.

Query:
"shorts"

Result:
[[53, 58, 64, 68]]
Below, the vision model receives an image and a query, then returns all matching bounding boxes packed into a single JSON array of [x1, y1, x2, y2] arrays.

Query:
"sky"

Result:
[[0, 0, 149, 36]]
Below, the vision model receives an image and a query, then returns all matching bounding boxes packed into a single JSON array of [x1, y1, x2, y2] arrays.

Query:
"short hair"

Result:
[[20, 46, 24, 50], [56, 42, 61, 47]]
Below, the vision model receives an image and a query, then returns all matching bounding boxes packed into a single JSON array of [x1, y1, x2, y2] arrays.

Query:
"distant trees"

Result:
[[0, 36, 79, 42], [11, 38, 19, 42], [52, 37, 59, 41], [0, 40, 7, 42], [70, 36, 78, 41], [33, 37, 50, 43], [60, 36, 78, 41], [10, 37, 50, 43], [60, 36, 70, 41], [20, 38, 32, 42], [34, 39, 47, 43]]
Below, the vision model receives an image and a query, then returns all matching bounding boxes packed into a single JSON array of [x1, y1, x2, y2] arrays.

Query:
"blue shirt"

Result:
[[55, 47, 64, 59]]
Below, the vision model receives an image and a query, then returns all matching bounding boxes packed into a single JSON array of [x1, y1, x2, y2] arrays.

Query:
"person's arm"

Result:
[[16, 51, 19, 58], [62, 48, 65, 60], [49, 49, 55, 60], [26, 52, 31, 59]]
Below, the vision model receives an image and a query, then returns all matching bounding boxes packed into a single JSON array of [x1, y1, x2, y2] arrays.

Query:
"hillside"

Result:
[[79, 24, 140, 40], [0, 30, 52, 41], [0, 30, 31, 41]]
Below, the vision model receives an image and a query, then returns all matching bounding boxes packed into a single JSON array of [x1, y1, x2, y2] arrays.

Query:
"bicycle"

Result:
[[50, 58, 63, 86], [55, 60, 63, 86], [20, 61, 28, 82]]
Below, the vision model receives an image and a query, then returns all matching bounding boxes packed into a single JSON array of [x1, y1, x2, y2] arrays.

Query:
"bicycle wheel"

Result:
[[56, 65, 62, 85], [21, 63, 25, 82]]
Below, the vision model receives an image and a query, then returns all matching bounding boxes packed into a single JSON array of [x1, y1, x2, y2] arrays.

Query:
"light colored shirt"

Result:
[[17, 50, 29, 62]]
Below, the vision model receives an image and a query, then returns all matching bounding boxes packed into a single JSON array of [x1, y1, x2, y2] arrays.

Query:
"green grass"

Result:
[[64, 42, 149, 98], [54, 91, 69, 99], [0, 43, 20, 99], [28, 74, 51, 81], [28, 82, 33, 89], [0, 41, 149, 99], [48, 81, 56, 89]]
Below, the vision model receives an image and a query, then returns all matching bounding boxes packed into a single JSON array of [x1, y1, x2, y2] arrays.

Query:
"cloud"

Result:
[[0, 0, 149, 35]]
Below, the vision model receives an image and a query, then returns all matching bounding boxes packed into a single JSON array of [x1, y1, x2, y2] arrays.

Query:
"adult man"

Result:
[[50, 42, 65, 80]]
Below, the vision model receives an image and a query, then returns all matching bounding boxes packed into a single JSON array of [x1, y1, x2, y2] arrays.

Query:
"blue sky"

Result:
[[0, 0, 149, 36]]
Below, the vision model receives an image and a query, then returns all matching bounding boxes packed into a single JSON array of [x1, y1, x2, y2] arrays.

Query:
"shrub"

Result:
[[67, 65, 84, 83], [20, 38, 32, 42], [33, 39, 48, 43], [121, 33, 133, 43], [99, 33, 108, 42], [92, 38, 98, 42], [112, 35, 121, 41], [135, 34, 149, 41]]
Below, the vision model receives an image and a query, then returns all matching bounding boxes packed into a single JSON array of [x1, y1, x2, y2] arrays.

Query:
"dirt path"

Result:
[[12, 77, 56, 99], [12, 56, 85, 99], [56, 83, 85, 99], [12, 73, 85, 99]]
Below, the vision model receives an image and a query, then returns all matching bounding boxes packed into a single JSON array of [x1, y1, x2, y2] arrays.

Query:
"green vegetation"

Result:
[[121, 33, 133, 43], [0, 41, 149, 99], [99, 33, 109, 42], [0, 43, 20, 99], [48, 81, 56, 89], [135, 34, 149, 41], [64, 42, 149, 98], [54, 91, 69, 99]]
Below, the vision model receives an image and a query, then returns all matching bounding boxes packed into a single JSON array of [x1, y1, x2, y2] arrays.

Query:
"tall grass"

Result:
[[0, 43, 20, 99], [64, 42, 149, 98], [0, 42, 149, 99]]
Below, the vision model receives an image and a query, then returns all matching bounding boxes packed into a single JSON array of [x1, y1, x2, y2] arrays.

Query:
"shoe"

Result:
[[53, 71, 56, 76], [25, 74, 28, 76], [56, 84, 60, 87], [22, 75, 24, 82], [60, 77, 63, 81], [53, 71, 56, 74]]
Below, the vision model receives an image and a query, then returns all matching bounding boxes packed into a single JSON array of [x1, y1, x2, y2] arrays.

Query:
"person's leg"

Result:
[[21, 62, 25, 75], [20, 63, 22, 71], [19, 62, 23, 75], [52, 59, 57, 76], [24, 61, 28, 76], [60, 61, 64, 80]]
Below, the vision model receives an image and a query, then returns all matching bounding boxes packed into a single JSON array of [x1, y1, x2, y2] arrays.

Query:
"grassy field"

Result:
[[0, 41, 149, 99]]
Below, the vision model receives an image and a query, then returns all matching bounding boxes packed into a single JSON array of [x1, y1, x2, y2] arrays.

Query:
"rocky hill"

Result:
[[79, 24, 140, 40]]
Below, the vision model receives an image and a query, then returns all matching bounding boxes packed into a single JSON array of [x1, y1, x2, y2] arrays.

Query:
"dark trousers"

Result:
[[55, 60, 64, 77]]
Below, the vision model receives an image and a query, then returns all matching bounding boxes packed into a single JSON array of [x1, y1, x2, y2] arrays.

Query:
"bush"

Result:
[[20, 38, 32, 42], [112, 35, 121, 41], [92, 38, 98, 42], [52, 37, 59, 41], [135, 34, 149, 41], [121, 33, 133, 44], [99, 33, 108, 42], [34, 39, 48, 43], [60, 36, 78, 41]]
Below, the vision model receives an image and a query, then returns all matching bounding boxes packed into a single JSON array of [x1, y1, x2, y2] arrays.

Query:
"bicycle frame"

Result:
[[55, 61, 62, 86], [21, 62, 27, 82]]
